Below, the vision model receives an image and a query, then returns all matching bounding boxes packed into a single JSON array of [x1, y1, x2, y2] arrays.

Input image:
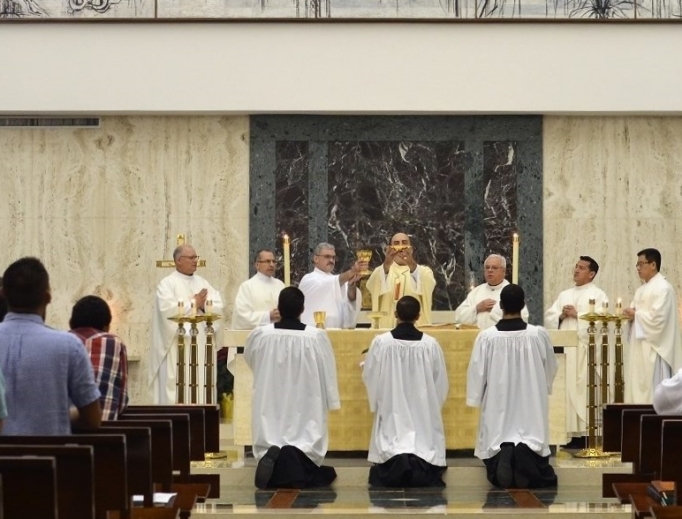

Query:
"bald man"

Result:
[[366, 233, 436, 329]]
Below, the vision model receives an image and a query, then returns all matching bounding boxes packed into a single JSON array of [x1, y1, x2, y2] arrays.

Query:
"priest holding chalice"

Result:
[[366, 233, 436, 329]]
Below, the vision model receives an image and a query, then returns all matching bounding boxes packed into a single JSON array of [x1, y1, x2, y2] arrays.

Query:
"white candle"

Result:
[[602, 300, 609, 314], [205, 299, 213, 316], [283, 233, 291, 287], [190, 300, 197, 318], [469, 272, 476, 292], [512, 233, 520, 284], [589, 298, 595, 314], [177, 301, 184, 318], [616, 298, 622, 317]]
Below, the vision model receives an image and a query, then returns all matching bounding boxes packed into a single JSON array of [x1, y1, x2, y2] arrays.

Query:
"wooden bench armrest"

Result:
[[603, 473, 652, 498], [630, 492, 657, 518], [650, 505, 682, 519], [613, 481, 649, 503], [169, 484, 200, 511]]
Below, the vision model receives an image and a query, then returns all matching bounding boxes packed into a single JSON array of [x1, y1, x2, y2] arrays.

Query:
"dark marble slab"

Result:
[[249, 116, 543, 321]]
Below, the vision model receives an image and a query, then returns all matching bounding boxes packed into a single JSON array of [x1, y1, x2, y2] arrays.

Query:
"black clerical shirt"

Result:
[[274, 317, 306, 331], [495, 317, 527, 331]]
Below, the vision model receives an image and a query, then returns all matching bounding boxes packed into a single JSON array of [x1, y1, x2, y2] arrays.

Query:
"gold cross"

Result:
[[156, 233, 207, 268]]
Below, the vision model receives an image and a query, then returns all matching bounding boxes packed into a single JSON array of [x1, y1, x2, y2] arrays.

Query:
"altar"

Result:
[[227, 329, 577, 451]]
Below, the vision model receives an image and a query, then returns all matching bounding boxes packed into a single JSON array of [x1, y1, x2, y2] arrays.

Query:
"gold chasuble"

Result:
[[366, 263, 436, 328]]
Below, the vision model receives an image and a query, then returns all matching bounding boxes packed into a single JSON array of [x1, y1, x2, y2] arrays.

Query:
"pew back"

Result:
[[603, 404, 654, 452], [0, 456, 58, 519]]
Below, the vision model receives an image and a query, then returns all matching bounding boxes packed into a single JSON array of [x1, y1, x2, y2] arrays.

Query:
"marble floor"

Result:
[[189, 428, 633, 518]]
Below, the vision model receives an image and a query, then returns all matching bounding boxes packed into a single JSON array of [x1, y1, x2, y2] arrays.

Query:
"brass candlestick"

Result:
[[609, 314, 630, 403], [176, 321, 186, 404], [600, 314, 610, 412], [204, 314, 218, 405], [189, 321, 199, 404], [575, 309, 611, 458]]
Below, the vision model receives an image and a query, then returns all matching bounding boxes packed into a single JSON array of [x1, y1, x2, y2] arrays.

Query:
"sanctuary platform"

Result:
[[188, 422, 633, 519]]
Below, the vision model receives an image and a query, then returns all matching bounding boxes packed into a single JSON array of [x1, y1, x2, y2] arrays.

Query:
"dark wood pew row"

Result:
[[0, 445, 95, 519], [0, 435, 127, 519], [0, 456, 58, 519], [120, 410, 220, 499], [603, 404, 655, 453]]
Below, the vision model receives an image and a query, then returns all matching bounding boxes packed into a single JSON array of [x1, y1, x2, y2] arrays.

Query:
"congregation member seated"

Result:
[[653, 367, 682, 414], [467, 284, 557, 489], [362, 296, 448, 487], [0, 257, 101, 435], [245, 287, 340, 489], [70, 295, 129, 420]]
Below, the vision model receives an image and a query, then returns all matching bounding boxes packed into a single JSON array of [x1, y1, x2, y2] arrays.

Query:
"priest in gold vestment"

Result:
[[366, 233, 436, 329]]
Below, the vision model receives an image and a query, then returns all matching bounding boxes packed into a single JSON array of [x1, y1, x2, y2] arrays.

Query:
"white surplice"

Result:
[[244, 324, 341, 465], [653, 368, 682, 415], [149, 270, 223, 404], [366, 264, 436, 328], [231, 273, 285, 330], [466, 324, 557, 459], [544, 282, 607, 436], [626, 273, 682, 403], [298, 268, 358, 329], [362, 331, 448, 466], [454, 280, 530, 329]]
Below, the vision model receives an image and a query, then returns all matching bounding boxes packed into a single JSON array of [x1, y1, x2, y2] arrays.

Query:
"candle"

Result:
[[602, 300, 609, 314], [205, 299, 213, 316], [469, 272, 476, 292], [283, 233, 291, 287], [177, 301, 184, 317], [616, 298, 622, 317], [190, 300, 197, 318], [512, 233, 520, 284], [589, 298, 595, 314]]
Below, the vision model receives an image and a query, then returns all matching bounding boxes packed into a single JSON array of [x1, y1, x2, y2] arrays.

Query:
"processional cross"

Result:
[[155, 234, 207, 268]]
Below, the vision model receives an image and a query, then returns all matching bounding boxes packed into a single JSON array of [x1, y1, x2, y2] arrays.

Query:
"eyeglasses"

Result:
[[316, 254, 336, 260], [635, 261, 652, 268], [180, 255, 200, 261], [484, 266, 503, 271], [257, 260, 277, 264]]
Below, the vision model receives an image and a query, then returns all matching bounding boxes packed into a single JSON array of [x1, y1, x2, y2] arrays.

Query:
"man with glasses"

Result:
[[232, 249, 285, 330], [366, 233, 436, 329], [623, 248, 682, 403], [454, 254, 529, 329], [150, 244, 223, 404], [299, 242, 367, 329], [544, 256, 607, 448]]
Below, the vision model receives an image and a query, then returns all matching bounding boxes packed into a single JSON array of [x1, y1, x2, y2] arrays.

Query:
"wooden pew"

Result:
[[0, 435, 126, 519], [0, 456, 58, 519], [603, 404, 654, 452], [0, 445, 95, 519], [103, 420, 174, 493], [660, 420, 682, 506]]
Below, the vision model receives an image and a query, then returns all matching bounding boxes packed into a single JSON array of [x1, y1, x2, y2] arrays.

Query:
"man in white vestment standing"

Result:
[[366, 233, 436, 329], [231, 249, 285, 330], [362, 295, 448, 487], [623, 248, 682, 403], [544, 256, 607, 447], [298, 242, 366, 329], [454, 254, 529, 329], [653, 367, 682, 415], [149, 244, 223, 404], [467, 284, 558, 489], [245, 287, 340, 489]]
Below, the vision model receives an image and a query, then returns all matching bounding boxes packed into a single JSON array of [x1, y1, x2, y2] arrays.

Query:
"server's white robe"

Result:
[[231, 273, 285, 330], [454, 280, 529, 329], [653, 368, 682, 415], [626, 273, 682, 403], [149, 270, 223, 404], [362, 331, 448, 466], [244, 324, 341, 465], [544, 282, 607, 436], [366, 264, 436, 329], [299, 268, 358, 329], [466, 324, 557, 459]]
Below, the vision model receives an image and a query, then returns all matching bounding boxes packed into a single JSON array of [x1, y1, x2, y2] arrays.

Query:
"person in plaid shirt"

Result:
[[70, 296, 129, 420]]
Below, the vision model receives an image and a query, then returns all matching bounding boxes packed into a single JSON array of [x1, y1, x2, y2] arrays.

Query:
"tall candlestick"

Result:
[[190, 300, 197, 318], [589, 298, 595, 314], [512, 233, 520, 284], [283, 233, 291, 287], [615, 298, 622, 317], [177, 301, 184, 318]]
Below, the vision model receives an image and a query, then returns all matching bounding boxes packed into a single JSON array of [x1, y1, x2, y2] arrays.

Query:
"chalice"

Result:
[[356, 249, 373, 276], [314, 311, 327, 329]]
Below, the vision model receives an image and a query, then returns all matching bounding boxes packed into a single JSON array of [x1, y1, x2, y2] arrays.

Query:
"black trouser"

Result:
[[369, 453, 447, 488], [483, 443, 557, 489]]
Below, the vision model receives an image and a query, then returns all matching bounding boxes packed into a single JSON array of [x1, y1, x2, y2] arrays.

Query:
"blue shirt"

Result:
[[0, 312, 101, 435]]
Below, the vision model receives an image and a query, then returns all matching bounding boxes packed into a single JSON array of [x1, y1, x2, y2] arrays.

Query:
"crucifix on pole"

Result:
[[156, 234, 207, 268]]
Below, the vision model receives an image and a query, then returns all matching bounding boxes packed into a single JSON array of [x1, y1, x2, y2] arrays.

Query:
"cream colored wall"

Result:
[[0, 116, 250, 403], [543, 116, 682, 317]]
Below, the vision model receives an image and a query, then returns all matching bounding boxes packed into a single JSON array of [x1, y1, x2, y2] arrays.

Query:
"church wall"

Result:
[[0, 116, 251, 403]]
